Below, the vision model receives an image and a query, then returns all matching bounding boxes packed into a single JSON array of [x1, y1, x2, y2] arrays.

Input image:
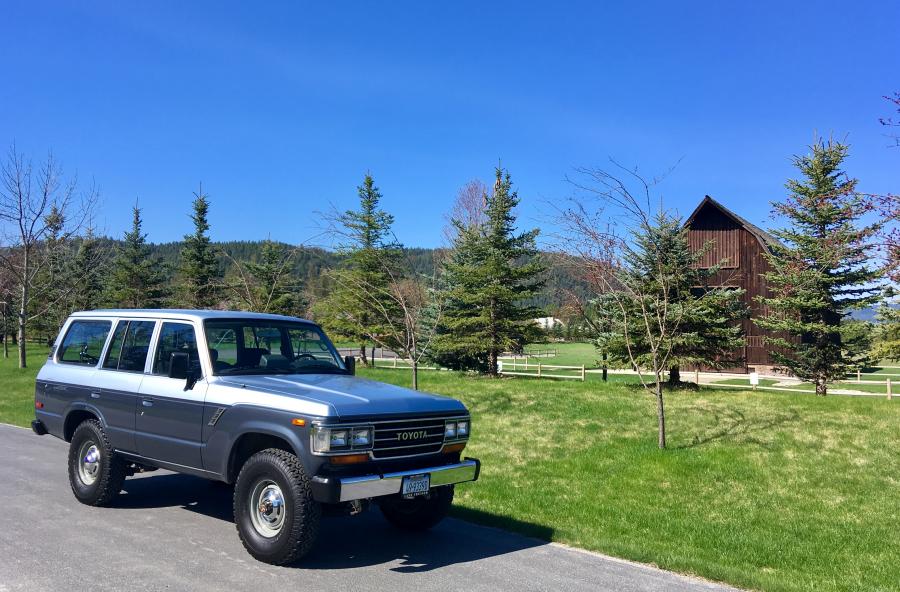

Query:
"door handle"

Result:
[[141, 398, 154, 407], [90, 391, 101, 399]]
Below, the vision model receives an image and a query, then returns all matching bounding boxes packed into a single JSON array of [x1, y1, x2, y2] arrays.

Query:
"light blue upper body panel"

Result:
[[213, 374, 466, 419]]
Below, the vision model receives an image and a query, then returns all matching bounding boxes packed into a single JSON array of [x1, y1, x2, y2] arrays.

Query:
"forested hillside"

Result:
[[148, 240, 587, 313]]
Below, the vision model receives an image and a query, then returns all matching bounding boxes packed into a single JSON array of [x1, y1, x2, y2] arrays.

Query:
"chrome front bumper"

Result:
[[311, 458, 480, 504]]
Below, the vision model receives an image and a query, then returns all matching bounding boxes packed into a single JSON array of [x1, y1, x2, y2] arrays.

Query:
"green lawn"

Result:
[[522, 342, 600, 367], [0, 344, 46, 427], [360, 367, 900, 592], [3, 346, 899, 591]]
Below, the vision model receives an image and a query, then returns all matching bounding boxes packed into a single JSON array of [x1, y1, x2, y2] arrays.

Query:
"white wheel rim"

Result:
[[77, 440, 101, 486], [249, 479, 286, 538]]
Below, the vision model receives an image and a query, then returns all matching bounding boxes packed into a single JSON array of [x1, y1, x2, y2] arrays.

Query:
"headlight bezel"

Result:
[[310, 423, 374, 455], [443, 418, 471, 443]]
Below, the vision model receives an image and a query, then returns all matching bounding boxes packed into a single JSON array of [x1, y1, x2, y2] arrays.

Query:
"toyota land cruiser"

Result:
[[31, 310, 479, 565]]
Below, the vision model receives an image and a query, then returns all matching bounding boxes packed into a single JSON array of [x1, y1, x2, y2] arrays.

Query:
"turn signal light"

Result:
[[291, 418, 306, 426], [35, 401, 44, 409], [443, 442, 466, 454], [329, 453, 369, 465]]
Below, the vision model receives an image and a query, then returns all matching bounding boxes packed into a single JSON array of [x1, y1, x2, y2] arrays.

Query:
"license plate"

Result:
[[401, 474, 430, 498]]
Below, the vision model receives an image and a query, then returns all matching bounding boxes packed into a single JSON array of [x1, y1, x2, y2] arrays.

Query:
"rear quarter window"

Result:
[[58, 320, 113, 366]]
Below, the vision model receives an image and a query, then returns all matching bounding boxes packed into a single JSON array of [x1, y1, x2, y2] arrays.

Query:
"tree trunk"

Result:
[[359, 343, 369, 367], [668, 365, 681, 385], [18, 280, 28, 369], [411, 360, 419, 391], [656, 382, 666, 449], [601, 350, 608, 382], [2, 333, 7, 358], [488, 349, 498, 377], [816, 380, 827, 396], [371, 345, 376, 366]]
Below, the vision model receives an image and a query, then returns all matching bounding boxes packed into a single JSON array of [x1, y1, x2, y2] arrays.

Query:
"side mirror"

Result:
[[344, 355, 356, 376], [169, 352, 200, 390], [169, 352, 190, 379]]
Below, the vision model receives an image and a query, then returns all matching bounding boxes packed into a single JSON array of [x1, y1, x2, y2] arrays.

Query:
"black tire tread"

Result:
[[68, 419, 126, 506], [233, 448, 321, 565]]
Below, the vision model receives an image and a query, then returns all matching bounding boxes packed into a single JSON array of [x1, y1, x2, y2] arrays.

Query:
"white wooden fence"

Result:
[[498, 359, 586, 381]]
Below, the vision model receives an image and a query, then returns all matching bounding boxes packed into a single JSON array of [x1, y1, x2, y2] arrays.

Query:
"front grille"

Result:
[[372, 416, 459, 459]]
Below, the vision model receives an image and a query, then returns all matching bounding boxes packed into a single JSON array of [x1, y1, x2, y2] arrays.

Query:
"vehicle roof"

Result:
[[69, 309, 315, 324]]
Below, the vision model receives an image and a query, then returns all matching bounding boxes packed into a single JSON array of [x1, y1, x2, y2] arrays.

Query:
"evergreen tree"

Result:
[[432, 168, 545, 375], [178, 187, 220, 308], [69, 229, 106, 312], [242, 240, 303, 316], [757, 139, 881, 395], [872, 301, 900, 361], [106, 206, 169, 308], [313, 174, 402, 365], [592, 212, 747, 385]]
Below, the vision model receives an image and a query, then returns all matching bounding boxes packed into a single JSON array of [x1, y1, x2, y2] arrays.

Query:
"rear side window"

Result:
[[103, 320, 156, 372], [58, 320, 112, 366], [152, 322, 200, 376]]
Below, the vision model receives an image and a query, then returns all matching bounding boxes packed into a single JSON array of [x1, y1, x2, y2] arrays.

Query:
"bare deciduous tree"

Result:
[[0, 145, 97, 367], [328, 265, 443, 390], [556, 163, 692, 449]]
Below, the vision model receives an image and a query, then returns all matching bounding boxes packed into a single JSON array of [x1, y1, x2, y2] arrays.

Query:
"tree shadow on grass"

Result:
[[674, 406, 801, 449], [116, 472, 553, 572]]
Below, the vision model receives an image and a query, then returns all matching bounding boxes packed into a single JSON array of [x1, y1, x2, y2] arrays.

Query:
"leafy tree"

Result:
[[178, 186, 220, 308], [314, 174, 402, 365], [432, 168, 545, 375], [106, 206, 169, 308], [757, 139, 881, 395]]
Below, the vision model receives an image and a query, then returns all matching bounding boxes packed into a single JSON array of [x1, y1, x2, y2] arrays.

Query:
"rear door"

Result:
[[95, 319, 156, 453], [135, 321, 207, 468]]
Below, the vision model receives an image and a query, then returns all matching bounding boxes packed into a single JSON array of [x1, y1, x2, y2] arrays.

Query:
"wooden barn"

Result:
[[684, 196, 787, 373]]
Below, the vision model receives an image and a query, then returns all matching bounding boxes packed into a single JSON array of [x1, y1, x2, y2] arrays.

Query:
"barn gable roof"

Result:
[[685, 195, 782, 252]]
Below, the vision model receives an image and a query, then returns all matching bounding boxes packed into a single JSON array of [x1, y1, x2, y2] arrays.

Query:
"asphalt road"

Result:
[[0, 423, 738, 592]]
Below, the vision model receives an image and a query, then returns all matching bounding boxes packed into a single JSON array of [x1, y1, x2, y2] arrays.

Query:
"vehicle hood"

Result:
[[215, 373, 466, 419]]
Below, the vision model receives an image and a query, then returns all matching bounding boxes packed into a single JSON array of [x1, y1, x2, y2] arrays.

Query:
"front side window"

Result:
[[152, 322, 200, 376], [58, 320, 112, 366], [103, 320, 155, 372], [204, 319, 345, 376]]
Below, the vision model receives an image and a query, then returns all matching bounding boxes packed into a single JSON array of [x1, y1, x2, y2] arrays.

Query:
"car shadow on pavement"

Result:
[[116, 472, 553, 573]]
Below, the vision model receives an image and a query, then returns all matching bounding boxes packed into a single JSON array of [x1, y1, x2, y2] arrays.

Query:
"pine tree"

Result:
[[313, 174, 402, 365], [872, 300, 900, 361], [178, 187, 220, 308], [432, 168, 545, 375], [106, 206, 169, 308], [757, 139, 882, 395], [242, 240, 303, 316], [69, 229, 106, 312], [593, 212, 746, 385]]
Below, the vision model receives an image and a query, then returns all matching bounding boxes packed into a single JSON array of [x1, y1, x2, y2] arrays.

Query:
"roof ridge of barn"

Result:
[[685, 195, 782, 252]]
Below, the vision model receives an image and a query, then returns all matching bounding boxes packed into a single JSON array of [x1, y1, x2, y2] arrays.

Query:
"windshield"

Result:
[[203, 319, 346, 376]]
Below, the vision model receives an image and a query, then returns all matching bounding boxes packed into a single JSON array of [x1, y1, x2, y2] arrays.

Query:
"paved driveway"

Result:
[[0, 423, 738, 592]]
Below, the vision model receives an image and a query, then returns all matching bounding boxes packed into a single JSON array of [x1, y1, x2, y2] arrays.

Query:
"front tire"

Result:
[[379, 484, 454, 531], [67, 419, 126, 506], [233, 448, 321, 565]]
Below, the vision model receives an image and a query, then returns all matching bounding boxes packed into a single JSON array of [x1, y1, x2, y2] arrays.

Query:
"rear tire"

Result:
[[233, 448, 321, 565], [379, 484, 454, 531], [67, 419, 126, 506]]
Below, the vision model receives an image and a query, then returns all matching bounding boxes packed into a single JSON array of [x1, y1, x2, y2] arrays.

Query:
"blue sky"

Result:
[[2, 1, 897, 249]]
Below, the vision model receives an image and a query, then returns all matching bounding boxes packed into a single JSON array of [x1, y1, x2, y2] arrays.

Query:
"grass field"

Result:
[[3, 346, 899, 591], [522, 342, 600, 367], [360, 367, 900, 592]]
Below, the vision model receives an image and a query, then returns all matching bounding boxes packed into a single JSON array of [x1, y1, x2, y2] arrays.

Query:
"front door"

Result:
[[135, 321, 207, 469]]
